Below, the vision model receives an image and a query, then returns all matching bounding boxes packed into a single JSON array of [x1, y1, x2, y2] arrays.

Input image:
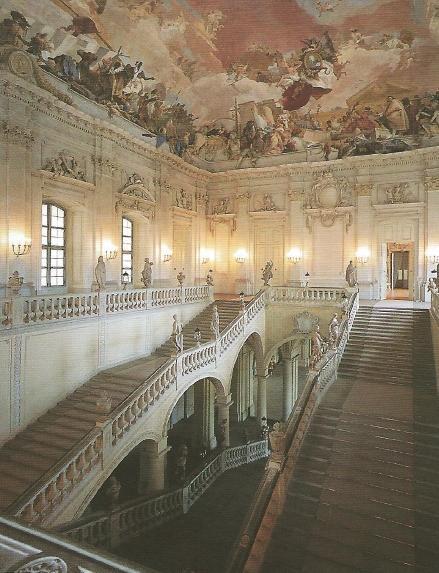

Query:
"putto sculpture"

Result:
[[43, 150, 86, 181], [176, 269, 185, 286], [141, 257, 153, 288]]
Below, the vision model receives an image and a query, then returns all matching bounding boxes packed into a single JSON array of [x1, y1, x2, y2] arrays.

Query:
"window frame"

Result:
[[41, 202, 66, 288], [121, 216, 134, 285]]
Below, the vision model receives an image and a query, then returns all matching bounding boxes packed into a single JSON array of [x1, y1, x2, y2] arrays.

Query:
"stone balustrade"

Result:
[[267, 286, 346, 304], [58, 439, 269, 550], [0, 285, 213, 330]]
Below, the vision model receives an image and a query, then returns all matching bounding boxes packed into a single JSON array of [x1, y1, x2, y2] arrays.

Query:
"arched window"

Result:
[[41, 203, 66, 287], [122, 217, 133, 283]]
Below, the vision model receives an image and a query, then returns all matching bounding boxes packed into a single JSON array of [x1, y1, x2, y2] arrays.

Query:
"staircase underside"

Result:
[[259, 306, 439, 573]]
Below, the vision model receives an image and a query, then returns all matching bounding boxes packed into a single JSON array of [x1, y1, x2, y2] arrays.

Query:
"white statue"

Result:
[[261, 260, 274, 286], [206, 269, 214, 286], [141, 257, 153, 288], [210, 304, 220, 339], [95, 256, 106, 291], [310, 326, 325, 369], [96, 390, 112, 414], [328, 313, 340, 349], [172, 314, 184, 354], [428, 277, 438, 294], [239, 291, 246, 314], [345, 260, 357, 287]]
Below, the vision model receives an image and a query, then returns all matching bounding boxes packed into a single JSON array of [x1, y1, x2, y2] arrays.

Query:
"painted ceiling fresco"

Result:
[[1, 0, 439, 168]]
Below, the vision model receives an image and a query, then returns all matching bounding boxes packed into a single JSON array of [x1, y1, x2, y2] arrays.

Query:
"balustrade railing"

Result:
[[267, 286, 346, 304], [0, 285, 213, 330], [59, 439, 269, 550]]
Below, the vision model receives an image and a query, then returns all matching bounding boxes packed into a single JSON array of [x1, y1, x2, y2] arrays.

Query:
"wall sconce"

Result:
[[235, 249, 248, 264], [11, 239, 31, 258], [103, 241, 118, 261], [356, 247, 370, 265], [287, 248, 302, 264], [201, 249, 214, 265], [105, 249, 118, 261], [426, 247, 439, 264], [162, 246, 172, 263]]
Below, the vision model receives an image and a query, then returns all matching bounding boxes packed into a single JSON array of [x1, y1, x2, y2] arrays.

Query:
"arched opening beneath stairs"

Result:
[[164, 376, 227, 488], [264, 339, 306, 423], [83, 437, 168, 516]]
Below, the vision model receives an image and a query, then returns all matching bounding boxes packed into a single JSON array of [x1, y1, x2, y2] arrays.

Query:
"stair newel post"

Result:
[[96, 421, 113, 468], [97, 292, 107, 317]]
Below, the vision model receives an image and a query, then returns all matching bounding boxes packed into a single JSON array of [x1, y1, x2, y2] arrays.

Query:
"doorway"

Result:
[[386, 242, 413, 300]]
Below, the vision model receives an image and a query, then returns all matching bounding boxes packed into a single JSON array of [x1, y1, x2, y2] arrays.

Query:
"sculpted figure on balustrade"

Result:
[[172, 314, 184, 354], [310, 325, 326, 369], [328, 313, 340, 349], [141, 257, 153, 288], [7, 270, 23, 296], [206, 269, 214, 286], [94, 256, 106, 291], [210, 304, 220, 339], [345, 260, 357, 287], [261, 260, 274, 286]]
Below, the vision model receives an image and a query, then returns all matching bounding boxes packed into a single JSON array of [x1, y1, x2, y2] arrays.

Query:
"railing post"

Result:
[[11, 297, 24, 327], [98, 292, 107, 317], [108, 509, 120, 549], [182, 484, 190, 514]]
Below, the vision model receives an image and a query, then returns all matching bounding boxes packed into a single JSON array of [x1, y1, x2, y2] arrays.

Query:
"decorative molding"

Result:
[[383, 182, 412, 204], [249, 210, 287, 221], [0, 120, 34, 148], [91, 155, 120, 175], [174, 188, 194, 211], [305, 206, 353, 232], [0, 46, 73, 105], [42, 150, 87, 181], [207, 214, 237, 234], [115, 174, 156, 219], [425, 176, 439, 193], [356, 183, 374, 196], [211, 197, 233, 215], [293, 311, 319, 334]]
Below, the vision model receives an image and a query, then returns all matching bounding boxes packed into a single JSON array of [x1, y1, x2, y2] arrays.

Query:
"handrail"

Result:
[[6, 290, 267, 525], [57, 439, 269, 550], [0, 285, 213, 330], [226, 289, 359, 573]]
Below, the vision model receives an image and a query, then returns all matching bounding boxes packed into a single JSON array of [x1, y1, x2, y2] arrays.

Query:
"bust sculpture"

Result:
[[95, 256, 106, 291], [345, 260, 357, 287], [141, 257, 153, 288]]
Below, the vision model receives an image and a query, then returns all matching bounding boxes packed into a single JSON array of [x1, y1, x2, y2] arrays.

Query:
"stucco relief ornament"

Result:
[[304, 170, 354, 232], [116, 174, 155, 219], [425, 177, 439, 193], [175, 188, 193, 210], [261, 260, 274, 286], [14, 556, 68, 573], [293, 311, 319, 334], [384, 182, 410, 204], [212, 197, 231, 215], [43, 150, 86, 181], [256, 193, 277, 211]]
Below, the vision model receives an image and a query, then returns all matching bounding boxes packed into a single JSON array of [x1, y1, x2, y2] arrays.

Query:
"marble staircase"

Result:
[[0, 300, 242, 515], [259, 306, 439, 573]]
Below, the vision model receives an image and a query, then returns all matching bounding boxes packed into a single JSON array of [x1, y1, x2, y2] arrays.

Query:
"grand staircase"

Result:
[[0, 300, 243, 516], [260, 306, 439, 573]]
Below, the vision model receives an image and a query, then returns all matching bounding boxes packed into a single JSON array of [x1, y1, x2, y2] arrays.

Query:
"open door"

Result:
[[386, 242, 413, 300]]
